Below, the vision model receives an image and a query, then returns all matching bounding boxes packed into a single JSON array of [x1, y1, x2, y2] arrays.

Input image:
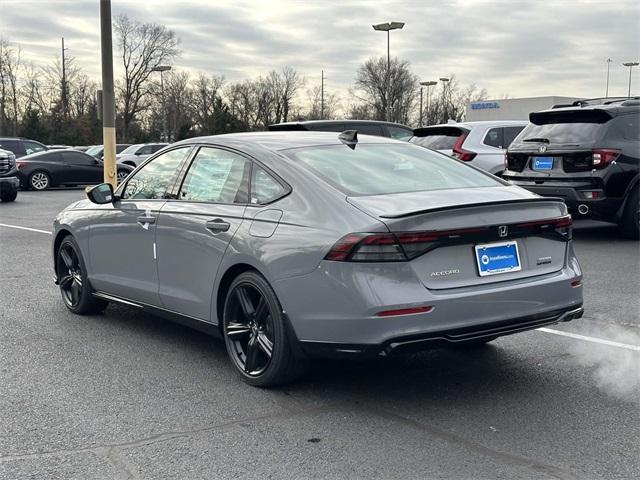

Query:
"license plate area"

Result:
[[532, 156, 554, 170], [475, 241, 522, 277]]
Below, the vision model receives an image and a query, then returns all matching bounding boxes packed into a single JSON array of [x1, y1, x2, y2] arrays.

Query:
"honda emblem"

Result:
[[538, 145, 547, 153], [498, 225, 508, 238]]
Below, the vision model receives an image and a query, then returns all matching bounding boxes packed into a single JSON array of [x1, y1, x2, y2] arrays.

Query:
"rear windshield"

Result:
[[285, 143, 500, 196], [120, 144, 143, 154], [518, 110, 611, 144], [410, 127, 466, 150]]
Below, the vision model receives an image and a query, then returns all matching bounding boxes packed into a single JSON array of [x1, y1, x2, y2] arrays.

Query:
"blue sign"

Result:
[[471, 102, 500, 110], [475, 241, 521, 276]]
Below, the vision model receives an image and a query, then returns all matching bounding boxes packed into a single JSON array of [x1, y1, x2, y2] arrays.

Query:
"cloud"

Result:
[[0, 0, 638, 98]]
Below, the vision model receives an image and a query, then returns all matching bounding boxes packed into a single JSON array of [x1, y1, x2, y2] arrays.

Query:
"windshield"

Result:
[[285, 143, 500, 196], [120, 144, 143, 155], [85, 145, 103, 156], [517, 122, 605, 144]]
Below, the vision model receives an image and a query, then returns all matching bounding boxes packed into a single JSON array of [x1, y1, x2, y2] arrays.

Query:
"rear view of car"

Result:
[[503, 99, 640, 238], [411, 121, 527, 175]]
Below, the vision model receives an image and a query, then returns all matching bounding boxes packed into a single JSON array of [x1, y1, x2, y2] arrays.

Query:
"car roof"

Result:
[[269, 119, 411, 128], [174, 131, 401, 152]]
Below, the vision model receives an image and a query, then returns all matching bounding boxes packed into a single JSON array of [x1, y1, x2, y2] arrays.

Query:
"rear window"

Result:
[[410, 127, 466, 150], [285, 143, 500, 196], [519, 110, 612, 144]]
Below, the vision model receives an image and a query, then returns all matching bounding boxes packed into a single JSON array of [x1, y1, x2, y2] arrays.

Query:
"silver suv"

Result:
[[411, 121, 527, 175]]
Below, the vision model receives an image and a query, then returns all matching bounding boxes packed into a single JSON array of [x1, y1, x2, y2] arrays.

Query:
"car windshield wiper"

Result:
[[522, 137, 550, 143]]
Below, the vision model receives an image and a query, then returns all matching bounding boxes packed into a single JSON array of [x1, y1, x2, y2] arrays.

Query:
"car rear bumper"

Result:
[[274, 247, 583, 348], [0, 176, 20, 191], [300, 306, 584, 358]]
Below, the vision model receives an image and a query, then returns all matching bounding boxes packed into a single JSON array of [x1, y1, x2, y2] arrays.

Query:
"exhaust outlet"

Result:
[[577, 204, 589, 215]]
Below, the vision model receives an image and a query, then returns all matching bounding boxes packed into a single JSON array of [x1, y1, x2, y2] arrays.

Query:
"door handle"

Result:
[[206, 218, 230, 233], [137, 215, 156, 224]]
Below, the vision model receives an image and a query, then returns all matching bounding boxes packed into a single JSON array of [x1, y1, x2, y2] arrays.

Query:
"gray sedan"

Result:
[[52, 132, 584, 386]]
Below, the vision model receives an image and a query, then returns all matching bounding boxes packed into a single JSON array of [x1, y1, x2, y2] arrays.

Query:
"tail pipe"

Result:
[[577, 204, 589, 215]]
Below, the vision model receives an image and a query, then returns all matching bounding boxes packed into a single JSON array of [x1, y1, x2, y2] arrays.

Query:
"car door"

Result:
[[61, 151, 103, 184], [88, 146, 193, 306], [155, 146, 250, 320]]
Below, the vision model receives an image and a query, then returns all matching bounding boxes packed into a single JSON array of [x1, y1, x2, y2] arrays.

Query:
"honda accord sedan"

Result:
[[52, 131, 584, 386]]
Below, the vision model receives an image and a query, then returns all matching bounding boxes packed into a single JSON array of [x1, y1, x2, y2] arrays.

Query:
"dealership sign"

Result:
[[471, 102, 500, 110]]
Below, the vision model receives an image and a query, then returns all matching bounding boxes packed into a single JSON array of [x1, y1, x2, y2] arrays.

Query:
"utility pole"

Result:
[[152, 65, 171, 141], [605, 58, 612, 97], [320, 70, 324, 119], [623, 61, 639, 97], [372, 22, 405, 122], [419, 80, 437, 127], [61, 37, 68, 117], [100, 0, 117, 188], [440, 77, 450, 123]]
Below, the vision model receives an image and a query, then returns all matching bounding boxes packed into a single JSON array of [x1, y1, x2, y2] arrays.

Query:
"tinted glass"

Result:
[[410, 132, 463, 150], [251, 165, 286, 204], [312, 124, 345, 132], [0, 140, 23, 155], [150, 144, 167, 153], [618, 114, 640, 141], [179, 147, 249, 204], [503, 126, 525, 147], [63, 151, 95, 165], [120, 144, 143, 155], [138, 145, 154, 155], [517, 122, 605, 144], [116, 145, 131, 153], [351, 124, 384, 136], [123, 147, 191, 199], [286, 144, 500, 196], [387, 125, 413, 140], [483, 128, 504, 148], [85, 146, 103, 156], [24, 141, 46, 155]]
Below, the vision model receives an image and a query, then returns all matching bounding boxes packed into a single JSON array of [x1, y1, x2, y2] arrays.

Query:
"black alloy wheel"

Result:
[[56, 236, 107, 314], [223, 271, 305, 387]]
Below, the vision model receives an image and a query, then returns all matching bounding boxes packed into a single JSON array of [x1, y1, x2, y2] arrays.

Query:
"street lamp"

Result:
[[151, 65, 171, 141], [622, 61, 639, 97], [605, 58, 612, 97], [372, 21, 405, 121], [419, 80, 437, 127], [439, 77, 450, 123]]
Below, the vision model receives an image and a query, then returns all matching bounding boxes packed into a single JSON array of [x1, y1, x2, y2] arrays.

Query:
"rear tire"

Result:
[[29, 171, 51, 190], [0, 188, 17, 202], [619, 188, 639, 240], [222, 271, 306, 387], [56, 235, 107, 314], [116, 169, 130, 184]]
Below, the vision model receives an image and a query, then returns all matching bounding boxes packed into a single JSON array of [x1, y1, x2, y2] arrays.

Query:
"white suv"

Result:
[[410, 121, 527, 175], [116, 143, 168, 167]]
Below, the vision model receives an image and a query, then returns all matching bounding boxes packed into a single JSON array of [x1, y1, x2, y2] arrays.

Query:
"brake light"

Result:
[[592, 149, 620, 169], [452, 133, 476, 161], [516, 215, 572, 240], [377, 306, 433, 317], [16, 161, 25, 169], [325, 226, 489, 262]]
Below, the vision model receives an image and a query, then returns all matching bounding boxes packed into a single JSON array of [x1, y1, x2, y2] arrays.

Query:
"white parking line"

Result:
[[538, 327, 640, 351], [0, 223, 52, 235]]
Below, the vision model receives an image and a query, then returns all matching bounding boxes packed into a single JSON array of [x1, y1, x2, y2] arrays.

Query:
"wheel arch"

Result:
[[615, 174, 639, 220], [52, 228, 73, 276], [214, 263, 261, 332], [29, 168, 53, 188]]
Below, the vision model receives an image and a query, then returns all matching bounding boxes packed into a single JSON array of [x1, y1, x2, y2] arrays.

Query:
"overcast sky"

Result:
[[1, 0, 639, 100]]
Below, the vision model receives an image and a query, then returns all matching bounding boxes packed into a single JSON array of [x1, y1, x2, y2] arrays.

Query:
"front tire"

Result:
[[222, 271, 305, 387], [619, 188, 639, 240], [0, 188, 17, 202], [116, 169, 130, 184], [56, 235, 107, 314], [29, 171, 51, 190]]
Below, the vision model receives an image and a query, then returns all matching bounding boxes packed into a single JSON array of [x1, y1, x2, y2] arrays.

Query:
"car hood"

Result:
[[346, 185, 540, 219]]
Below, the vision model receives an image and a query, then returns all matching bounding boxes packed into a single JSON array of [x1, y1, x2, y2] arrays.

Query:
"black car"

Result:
[[503, 98, 640, 238], [16, 150, 134, 190], [268, 120, 413, 140], [0, 148, 19, 202], [0, 137, 48, 158]]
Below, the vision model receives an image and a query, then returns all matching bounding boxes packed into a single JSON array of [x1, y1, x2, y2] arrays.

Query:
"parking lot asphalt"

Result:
[[1, 189, 639, 480]]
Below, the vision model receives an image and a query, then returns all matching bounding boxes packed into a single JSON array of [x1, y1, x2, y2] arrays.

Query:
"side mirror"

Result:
[[86, 183, 115, 204]]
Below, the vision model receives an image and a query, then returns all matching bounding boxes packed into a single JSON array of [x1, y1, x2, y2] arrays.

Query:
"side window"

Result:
[[619, 114, 640, 141], [122, 147, 191, 200], [353, 124, 384, 136], [63, 152, 95, 165], [483, 128, 504, 148], [24, 141, 46, 155], [0, 140, 24, 155], [251, 165, 287, 204], [179, 147, 249, 204], [151, 144, 166, 153], [387, 126, 412, 140], [138, 145, 153, 155], [503, 126, 525, 147]]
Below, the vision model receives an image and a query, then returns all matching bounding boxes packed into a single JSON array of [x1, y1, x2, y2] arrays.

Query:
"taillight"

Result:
[[325, 227, 490, 262], [592, 148, 620, 169], [452, 133, 476, 161], [16, 161, 25, 169], [516, 215, 572, 240]]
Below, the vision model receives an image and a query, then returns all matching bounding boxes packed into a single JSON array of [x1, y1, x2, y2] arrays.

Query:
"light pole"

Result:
[[605, 58, 612, 97], [439, 77, 450, 123], [100, 0, 116, 188], [623, 62, 639, 97], [152, 65, 171, 141], [372, 21, 405, 121], [419, 80, 437, 127]]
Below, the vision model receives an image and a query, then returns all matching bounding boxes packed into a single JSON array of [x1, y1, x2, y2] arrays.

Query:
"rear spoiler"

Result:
[[380, 197, 565, 219], [412, 126, 469, 137], [530, 109, 613, 125], [267, 124, 307, 131]]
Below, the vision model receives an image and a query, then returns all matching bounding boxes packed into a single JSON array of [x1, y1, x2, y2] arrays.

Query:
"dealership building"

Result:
[[465, 96, 581, 122]]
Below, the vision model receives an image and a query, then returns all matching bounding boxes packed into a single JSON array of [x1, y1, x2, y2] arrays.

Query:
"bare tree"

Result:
[[267, 67, 303, 123], [354, 56, 418, 124], [0, 39, 22, 135], [114, 14, 180, 141], [304, 85, 341, 120], [192, 73, 226, 134]]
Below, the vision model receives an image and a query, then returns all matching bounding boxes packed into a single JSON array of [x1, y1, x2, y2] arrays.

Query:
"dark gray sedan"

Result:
[[52, 132, 584, 386]]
